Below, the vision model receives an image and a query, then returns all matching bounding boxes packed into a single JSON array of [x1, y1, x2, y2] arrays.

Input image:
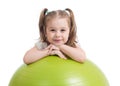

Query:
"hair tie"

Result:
[[64, 9, 70, 16], [45, 10, 50, 15]]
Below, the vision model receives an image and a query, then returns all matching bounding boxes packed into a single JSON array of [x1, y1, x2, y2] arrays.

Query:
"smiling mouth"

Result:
[[53, 39, 61, 42]]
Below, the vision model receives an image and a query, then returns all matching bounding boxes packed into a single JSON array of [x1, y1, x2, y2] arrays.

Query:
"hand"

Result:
[[47, 44, 67, 59], [50, 50, 67, 59]]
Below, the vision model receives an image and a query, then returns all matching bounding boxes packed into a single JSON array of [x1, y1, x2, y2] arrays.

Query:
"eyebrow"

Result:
[[50, 26, 68, 28]]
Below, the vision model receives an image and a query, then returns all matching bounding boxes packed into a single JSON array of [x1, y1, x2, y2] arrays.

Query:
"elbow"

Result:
[[23, 54, 31, 65], [73, 56, 86, 63], [23, 50, 34, 65], [77, 53, 86, 63], [23, 57, 29, 65], [79, 57, 86, 63]]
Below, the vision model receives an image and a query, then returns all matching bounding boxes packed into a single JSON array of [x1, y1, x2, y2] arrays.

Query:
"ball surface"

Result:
[[9, 56, 109, 86]]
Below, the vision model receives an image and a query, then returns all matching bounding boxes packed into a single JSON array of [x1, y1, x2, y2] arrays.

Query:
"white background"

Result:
[[0, 0, 120, 86]]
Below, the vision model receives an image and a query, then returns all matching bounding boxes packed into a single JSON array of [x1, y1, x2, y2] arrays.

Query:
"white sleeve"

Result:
[[35, 41, 41, 49], [35, 41, 47, 50]]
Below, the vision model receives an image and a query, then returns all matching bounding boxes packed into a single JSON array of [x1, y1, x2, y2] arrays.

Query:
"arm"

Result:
[[58, 44, 86, 63], [23, 44, 66, 64], [23, 46, 49, 64]]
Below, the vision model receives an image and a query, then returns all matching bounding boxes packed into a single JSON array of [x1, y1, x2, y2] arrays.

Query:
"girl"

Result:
[[23, 8, 86, 64]]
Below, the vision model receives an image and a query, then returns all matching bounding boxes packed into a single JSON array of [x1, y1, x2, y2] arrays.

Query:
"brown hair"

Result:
[[38, 8, 77, 47]]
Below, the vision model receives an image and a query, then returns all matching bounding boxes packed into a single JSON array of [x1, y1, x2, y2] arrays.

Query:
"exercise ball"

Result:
[[9, 56, 109, 86]]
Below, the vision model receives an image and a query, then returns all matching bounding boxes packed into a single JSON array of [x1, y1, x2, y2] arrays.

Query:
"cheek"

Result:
[[46, 33, 53, 39], [66, 32, 70, 38], [48, 33, 53, 37], [46, 31, 51, 37], [64, 33, 69, 40]]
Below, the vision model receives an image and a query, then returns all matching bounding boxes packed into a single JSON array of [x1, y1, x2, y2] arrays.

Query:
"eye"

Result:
[[61, 29, 66, 32], [50, 29, 56, 32]]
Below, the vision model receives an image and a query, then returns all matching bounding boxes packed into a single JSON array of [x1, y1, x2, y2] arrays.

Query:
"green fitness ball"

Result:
[[9, 56, 109, 86]]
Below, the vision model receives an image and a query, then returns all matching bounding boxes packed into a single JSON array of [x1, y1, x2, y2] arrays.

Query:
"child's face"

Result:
[[46, 18, 70, 46]]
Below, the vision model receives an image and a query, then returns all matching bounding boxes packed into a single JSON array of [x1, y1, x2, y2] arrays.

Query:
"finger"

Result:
[[50, 50, 56, 55], [47, 49, 52, 55], [60, 55, 67, 59], [45, 44, 53, 50], [45, 45, 51, 50], [57, 51, 67, 59], [51, 45, 59, 50], [49, 45, 54, 52]]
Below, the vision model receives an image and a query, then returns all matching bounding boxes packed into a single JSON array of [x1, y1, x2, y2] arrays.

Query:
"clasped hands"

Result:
[[44, 44, 67, 59]]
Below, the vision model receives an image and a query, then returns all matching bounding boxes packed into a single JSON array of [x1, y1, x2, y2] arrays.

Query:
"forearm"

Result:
[[23, 47, 49, 64], [59, 45, 86, 63]]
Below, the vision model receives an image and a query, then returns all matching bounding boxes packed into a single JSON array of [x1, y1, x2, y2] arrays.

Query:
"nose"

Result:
[[55, 31, 61, 37]]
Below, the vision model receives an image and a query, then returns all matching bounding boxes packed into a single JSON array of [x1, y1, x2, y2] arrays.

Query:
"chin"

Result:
[[53, 43, 64, 46], [54, 44, 62, 46]]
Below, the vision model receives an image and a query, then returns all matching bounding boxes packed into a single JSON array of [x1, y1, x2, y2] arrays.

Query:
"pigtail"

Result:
[[65, 8, 77, 47], [39, 8, 48, 41]]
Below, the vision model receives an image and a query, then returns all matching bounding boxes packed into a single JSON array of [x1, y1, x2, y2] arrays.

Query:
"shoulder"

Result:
[[35, 41, 48, 50]]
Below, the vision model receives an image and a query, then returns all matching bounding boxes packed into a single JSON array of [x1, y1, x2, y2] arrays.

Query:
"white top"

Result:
[[35, 41, 48, 50]]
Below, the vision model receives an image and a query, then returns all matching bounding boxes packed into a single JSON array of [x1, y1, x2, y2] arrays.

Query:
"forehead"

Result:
[[46, 17, 69, 27]]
